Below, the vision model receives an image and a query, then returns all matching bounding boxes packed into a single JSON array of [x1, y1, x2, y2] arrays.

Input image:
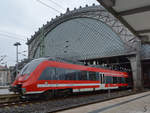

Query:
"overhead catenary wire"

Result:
[[0, 33, 26, 41], [6, 55, 27, 64], [37, 0, 60, 13], [0, 30, 27, 38], [46, 0, 65, 10]]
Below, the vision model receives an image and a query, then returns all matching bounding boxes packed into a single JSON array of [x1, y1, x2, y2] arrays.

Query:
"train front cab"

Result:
[[10, 58, 48, 95]]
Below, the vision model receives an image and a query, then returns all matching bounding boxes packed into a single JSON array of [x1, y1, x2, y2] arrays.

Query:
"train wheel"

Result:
[[55, 89, 73, 97], [62, 88, 73, 96], [67, 88, 73, 95]]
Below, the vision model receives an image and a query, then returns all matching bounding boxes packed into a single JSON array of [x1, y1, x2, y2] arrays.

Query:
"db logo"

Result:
[[45, 82, 48, 84]]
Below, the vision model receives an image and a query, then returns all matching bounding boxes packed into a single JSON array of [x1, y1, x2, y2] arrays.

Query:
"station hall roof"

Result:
[[97, 0, 150, 42]]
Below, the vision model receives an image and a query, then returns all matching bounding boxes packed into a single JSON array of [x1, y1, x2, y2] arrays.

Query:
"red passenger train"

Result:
[[11, 58, 129, 96]]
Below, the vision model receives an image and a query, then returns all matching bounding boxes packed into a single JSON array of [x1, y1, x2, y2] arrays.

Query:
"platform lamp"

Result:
[[13, 42, 21, 76]]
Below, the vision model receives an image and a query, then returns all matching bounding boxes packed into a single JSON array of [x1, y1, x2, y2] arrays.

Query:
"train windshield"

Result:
[[19, 58, 47, 75]]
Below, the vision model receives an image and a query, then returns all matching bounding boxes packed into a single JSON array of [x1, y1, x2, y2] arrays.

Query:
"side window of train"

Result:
[[113, 77, 118, 84], [69, 72, 76, 80], [120, 77, 123, 83], [38, 67, 55, 80], [77, 71, 87, 80], [77, 71, 81, 80], [65, 69, 76, 80], [125, 77, 130, 83], [87, 71, 89, 80], [81, 71, 88, 80], [55, 68, 66, 80], [118, 77, 122, 84], [96, 72, 99, 81], [121, 77, 125, 83], [106, 76, 112, 84], [89, 71, 96, 81], [99, 73, 101, 82]]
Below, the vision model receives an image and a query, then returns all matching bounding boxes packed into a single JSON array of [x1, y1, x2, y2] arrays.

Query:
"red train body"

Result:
[[11, 58, 129, 95]]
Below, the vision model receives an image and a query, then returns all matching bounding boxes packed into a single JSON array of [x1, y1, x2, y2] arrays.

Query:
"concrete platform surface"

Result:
[[0, 89, 13, 95], [58, 91, 150, 113]]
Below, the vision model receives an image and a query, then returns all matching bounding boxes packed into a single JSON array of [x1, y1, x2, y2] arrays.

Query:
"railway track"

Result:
[[0, 101, 30, 108], [0, 92, 93, 108], [0, 89, 149, 113], [0, 94, 20, 104], [0, 89, 123, 108]]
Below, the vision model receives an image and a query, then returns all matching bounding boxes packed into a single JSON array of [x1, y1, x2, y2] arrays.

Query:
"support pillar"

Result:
[[129, 56, 142, 90], [128, 40, 143, 91]]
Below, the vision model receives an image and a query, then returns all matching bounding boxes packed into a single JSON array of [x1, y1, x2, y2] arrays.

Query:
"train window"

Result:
[[68, 72, 76, 80], [96, 72, 99, 81], [113, 77, 118, 84], [125, 77, 130, 83], [81, 71, 88, 80], [55, 68, 66, 80], [89, 71, 96, 81], [106, 76, 112, 84], [76, 71, 81, 80], [38, 67, 55, 80], [87, 72, 89, 80], [20, 58, 47, 75], [65, 69, 76, 80], [77, 71, 87, 80], [99, 73, 102, 82], [118, 77, 122, 84], [121, 77, 125, 83]]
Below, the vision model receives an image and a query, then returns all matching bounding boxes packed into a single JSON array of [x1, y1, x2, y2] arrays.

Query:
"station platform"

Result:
[[0, 88, 13, 95], [59, 91, 150, 113]]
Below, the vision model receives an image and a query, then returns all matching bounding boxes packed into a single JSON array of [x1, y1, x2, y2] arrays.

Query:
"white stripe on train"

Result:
[[25, 84, 118, 94], [37, 83, 100, 88]]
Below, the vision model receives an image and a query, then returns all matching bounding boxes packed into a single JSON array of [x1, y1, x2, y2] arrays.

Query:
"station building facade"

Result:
[[0, 66, 11, 86]]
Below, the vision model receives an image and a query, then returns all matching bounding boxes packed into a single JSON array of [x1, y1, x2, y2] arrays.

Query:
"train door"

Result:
[[99, 73, 102, 83], [101, 73, 105, 84], [100, 73, 105, 89]]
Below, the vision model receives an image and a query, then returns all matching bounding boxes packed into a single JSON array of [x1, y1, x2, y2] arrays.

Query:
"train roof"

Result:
[[47, 57, 84, 65], [30, 57, 128, 75]]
